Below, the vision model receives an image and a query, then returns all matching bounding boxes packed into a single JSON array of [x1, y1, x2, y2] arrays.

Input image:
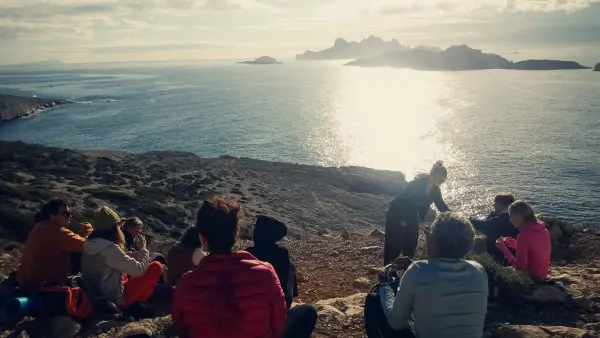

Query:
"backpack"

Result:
[[37, 285, 93, 320]]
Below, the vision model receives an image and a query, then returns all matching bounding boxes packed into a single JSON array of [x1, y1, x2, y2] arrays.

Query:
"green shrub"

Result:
[[468, 252, 534, 297]]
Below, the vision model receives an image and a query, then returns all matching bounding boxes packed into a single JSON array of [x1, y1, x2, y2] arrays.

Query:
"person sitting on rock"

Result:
[[365, 212, 488, 338], [172, 196, 317, 338], [471, 193, 519, 263], [81, 207, 164, 317], [123, 217, 167, 266], [496, 201, 551, 280], [17, 198, 93, 292], [166, 226, 205, 285], [246, 215, 298, 309], [384, 161, 450, 265]]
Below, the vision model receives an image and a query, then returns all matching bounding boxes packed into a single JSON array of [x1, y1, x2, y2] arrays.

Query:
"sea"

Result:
[[0, 60, 599, 224]]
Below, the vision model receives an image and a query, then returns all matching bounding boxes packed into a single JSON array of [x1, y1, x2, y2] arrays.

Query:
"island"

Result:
[[345, 45, 590, 71], [594, 62, 600, 71], [237, 56, 281, 65], [0, 94, 70, 122], [296, 36, 410, 61]]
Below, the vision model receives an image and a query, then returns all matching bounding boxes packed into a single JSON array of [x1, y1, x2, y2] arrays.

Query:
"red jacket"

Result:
[[496, 219, 551, 279], [172, 251, 287, 338]]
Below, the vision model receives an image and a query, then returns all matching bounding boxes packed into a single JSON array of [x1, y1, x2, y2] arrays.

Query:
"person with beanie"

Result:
[[246, 215, 298, 308], [81, 206, 164, 315], [17, 198, 93, 292]]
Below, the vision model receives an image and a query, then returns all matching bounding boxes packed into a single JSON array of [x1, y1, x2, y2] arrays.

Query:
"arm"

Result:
[[172, 279, 188, 338], [103, 245, 150, 277], [496, 237, 520, 267], [512, 234, 529, 272], [432, 187, 450, 212], [56, 227, 86, 252], [268, 264, 287, 338], [380, 264, 416, 330]]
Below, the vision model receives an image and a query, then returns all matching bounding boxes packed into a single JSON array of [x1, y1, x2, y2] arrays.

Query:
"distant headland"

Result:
[[0, 94, 70, 123], [237, 56, 281, 65], [594, 62, 600, 71], [296, 37, 590, 71]]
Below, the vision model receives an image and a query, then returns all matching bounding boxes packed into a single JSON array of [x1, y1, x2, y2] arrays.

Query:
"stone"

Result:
[[360, 246, 382, 253], [491, 325, 593, 338], [369, 229, 385, 240], [352, 277, 372, 290], [96, 316, 172, 338], [524, 285, 569, 303], [340, 230, 350, 240], [583, 322, 600, 331]]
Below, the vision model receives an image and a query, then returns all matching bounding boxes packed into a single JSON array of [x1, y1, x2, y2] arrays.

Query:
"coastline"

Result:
[[0, 94, 70, 123]]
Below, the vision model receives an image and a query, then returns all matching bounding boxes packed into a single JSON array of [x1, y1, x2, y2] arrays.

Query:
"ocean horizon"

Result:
[[1, 61, 599, 224]]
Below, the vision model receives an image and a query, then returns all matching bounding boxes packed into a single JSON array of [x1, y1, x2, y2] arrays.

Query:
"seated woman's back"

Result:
[[174, 251, 286, 338]]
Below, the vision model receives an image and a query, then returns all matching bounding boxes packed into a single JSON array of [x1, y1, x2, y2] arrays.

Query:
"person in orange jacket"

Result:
[[17, 198, 93, 292]]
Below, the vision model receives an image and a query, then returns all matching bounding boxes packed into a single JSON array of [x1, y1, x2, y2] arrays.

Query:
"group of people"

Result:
[[12, 160, 552, 338], [15, 197, 316, 338], [370, 161, 552, 337]]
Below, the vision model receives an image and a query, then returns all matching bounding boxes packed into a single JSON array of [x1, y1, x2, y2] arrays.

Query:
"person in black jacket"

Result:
[[246, 215, 298, 308], [470, 193, 519, 263], [384, 161, 450, 265]]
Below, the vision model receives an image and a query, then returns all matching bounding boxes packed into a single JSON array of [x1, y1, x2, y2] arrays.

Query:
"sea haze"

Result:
[[1, 61, 599, 224]]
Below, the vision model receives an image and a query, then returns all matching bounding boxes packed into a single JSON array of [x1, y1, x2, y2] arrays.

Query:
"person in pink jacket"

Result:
[[495, 201, 551, 279]]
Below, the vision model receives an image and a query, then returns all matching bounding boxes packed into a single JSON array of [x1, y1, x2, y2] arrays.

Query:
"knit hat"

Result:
[[92, 206, 121, 231], [253, 215, 287, 244]]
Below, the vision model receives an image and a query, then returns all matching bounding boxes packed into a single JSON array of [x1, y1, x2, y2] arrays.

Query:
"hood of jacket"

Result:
[[84, 238, 116, 255], [520, 219, 547, 234]]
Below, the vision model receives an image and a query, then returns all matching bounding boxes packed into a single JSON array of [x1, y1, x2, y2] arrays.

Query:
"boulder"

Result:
[[315, 293, 366, 320], [524, 285, 569, 303], [491, 325, 593, 338], [352, 277, 372, 290], [369, 229, 385, 240], [96, 316, 172, 338]]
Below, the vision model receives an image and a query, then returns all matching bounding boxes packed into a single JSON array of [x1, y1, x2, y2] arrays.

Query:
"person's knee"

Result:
[[147, 261, 164, 277]]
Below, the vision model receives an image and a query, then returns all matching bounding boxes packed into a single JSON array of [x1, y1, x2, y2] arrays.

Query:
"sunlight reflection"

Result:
[[333, 68, 453, 179]]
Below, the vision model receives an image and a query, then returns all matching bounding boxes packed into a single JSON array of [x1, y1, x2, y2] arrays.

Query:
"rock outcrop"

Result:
[[296, 36, 409, 61], [237, 56, 280, 65], [594, 62, 600, 71], [345, 45, 590, 71], [0, 94, 69, 122]]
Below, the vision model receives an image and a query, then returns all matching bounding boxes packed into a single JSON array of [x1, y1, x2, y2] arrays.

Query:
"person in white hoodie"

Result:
[[81, 206, 164, 312]]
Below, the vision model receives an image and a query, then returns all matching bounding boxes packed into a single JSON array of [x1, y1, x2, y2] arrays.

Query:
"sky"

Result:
[[1, 0, 600, 65]]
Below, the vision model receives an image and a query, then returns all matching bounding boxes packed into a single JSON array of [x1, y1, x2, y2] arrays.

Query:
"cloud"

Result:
[[507, 0, 600, 12], [378, 4, 424, 15], [87, 41, 219, 53]]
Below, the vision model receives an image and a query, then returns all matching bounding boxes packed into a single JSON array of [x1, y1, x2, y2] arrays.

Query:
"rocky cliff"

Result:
[[0, 94, 69, 122], [296, 36, 408, 61], [1, 141, 600, 338], [594, 62, 600, 71]]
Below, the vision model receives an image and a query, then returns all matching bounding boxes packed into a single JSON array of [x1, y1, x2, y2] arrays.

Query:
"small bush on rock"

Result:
[[468, 253, 534, 298]]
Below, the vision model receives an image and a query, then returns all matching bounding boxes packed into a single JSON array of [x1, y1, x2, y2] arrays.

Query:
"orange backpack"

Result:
[[38, 286, 93, 320]]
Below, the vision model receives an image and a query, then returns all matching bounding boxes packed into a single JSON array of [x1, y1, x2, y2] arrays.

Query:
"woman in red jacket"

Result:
[[172, 196, 317, 338]]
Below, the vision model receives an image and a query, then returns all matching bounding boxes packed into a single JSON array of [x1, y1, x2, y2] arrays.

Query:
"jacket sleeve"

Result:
[[171, 278, 188, 338], [496, 237, 520, 268], [432, 187, 450, 212], [512, 234, 529, 272], [57, 227, 86, 253], [103, 245, 150, 277], [381, 264, 415, 330], [268, 263, 287, 338]]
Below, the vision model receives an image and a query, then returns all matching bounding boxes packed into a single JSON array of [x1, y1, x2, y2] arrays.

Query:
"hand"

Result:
[[134, 234, 147, 250], [391, 256, 413, 270]]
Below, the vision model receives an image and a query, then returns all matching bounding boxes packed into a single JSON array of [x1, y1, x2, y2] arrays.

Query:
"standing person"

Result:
[[365, 213, 488, 338], [471, 193, 519, 263], [17, 198, 93, 292], [172, 196, 317, 338], [496, 201, 551, 280], [81, 207, 164, 316], [166, 226, 205, 285], [384, 161, 450, 265], [246, 215, 298, 309]]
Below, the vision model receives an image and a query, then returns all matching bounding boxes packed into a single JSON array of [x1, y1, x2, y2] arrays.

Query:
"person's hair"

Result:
[[195, 196, 243, 254], [430, 161, 448, 180], [180, 226, 201, 249], [35, 198, 68, 223], [508, 200, 537, 223], [494, 193, 516, 208], [430, 212, 475, 259], [123, 217, 142, 229], [88, 227, 126, 251]]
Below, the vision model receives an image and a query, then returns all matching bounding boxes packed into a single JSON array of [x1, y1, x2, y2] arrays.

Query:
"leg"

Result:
[[364, 292, 414, 338], [70, 252, 82, 275], [384, 216, 404, 265], [122, 262, 164, 308], [282, 304, 317, 338], [402, 221, 419, 259]]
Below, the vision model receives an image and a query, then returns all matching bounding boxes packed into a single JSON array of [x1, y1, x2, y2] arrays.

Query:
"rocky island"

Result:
[[237, 56, 281, 65], [0, 94, 69, 122], [345, 45, 590, 71], [1, 141, 600, 337], [296, 36, 408, 61], [594, 62, 600, 71]]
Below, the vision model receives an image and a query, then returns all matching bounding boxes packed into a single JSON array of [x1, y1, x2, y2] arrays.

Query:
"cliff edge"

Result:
[[0, 94, 69, 122]]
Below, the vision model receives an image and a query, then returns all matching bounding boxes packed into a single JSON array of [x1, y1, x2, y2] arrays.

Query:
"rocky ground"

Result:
[[0, 95, 69, 123], [1, 141, 600, 337]]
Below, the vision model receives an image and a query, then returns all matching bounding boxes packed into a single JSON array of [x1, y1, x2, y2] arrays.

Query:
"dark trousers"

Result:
[[70, 252, 82, 275], [282, 304, 318, 338], [384, 214, 419, 265], [364, 293, 415, 338]]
